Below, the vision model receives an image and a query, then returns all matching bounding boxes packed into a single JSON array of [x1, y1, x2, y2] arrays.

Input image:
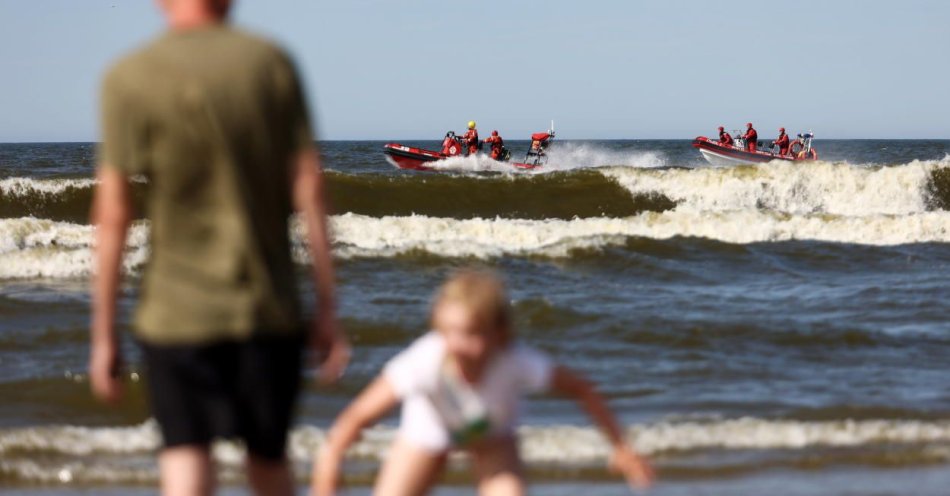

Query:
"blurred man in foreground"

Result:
[[89, 1, 349, 494]]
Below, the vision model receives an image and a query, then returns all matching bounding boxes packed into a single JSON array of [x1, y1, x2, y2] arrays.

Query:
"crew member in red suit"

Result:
[[484, 130, 505, 160], [718, 126, 734, 146], [462, 120, 479, 155], [441, 131, 460, 156], [743, 123, 758, 152], [773, 127, 790, 155]]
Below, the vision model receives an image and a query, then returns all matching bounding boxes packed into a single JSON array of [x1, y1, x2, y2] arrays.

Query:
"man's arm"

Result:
[[292, 146, 350, 383], [89, 166, 133, 403]]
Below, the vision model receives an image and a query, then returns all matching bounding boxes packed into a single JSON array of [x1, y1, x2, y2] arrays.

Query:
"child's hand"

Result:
[[311, 447, 343, 496], [310, 313, 351, 385], [609, 445, 654, 491]]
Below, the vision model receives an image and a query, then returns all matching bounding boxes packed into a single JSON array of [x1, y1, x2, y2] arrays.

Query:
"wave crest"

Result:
[[601, 158, 950, 216], [2, 209, 949, 280], [2, 417, 948, 484]]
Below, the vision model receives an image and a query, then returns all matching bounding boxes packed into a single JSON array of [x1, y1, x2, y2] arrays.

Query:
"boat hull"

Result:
[[383, 143, 445, 171], [383, 143, 543, 171]]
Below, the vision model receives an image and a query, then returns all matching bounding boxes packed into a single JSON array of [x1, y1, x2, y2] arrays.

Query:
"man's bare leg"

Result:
[[159, 445, 214, 496], [374, 438, 447, 496], [247, 455, 295, 496], [471, 438, 525, 496]]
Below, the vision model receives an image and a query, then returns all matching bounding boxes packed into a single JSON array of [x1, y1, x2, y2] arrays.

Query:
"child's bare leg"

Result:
[[374, 438, 447, 496], [247, 454, 295, 496], [471, 437, 525, 496], [159, 445, 214, 496]]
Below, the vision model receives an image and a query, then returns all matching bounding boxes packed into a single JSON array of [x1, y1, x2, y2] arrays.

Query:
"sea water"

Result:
[[1, 140, 948, 495]]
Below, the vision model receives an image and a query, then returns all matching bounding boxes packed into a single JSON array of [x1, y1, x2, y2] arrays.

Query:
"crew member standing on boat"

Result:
[[718, 126, 734, 146], [743, 123, 758, 152], [462, 121, 479, 156], [484, 130, 504, 160], [773, 127, 790, 156]]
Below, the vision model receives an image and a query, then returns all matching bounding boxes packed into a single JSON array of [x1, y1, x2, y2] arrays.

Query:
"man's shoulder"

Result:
[[105, 28, 293, 80], [103, 37, 164, 89], [226, 28, 295, 68]]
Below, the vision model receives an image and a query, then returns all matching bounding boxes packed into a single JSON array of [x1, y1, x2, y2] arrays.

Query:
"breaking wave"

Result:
[[2, 156, 948, 280], [0, 217, 148, 279], [2, 158, 949, 224], [0, 172, 672, 222], [325, 211, 950, 259], [602, 157, 950, 216], [325, 170, 672, 219], [0, 177, 101, 223], [1, 417, 948, 484], [2, 208, 949, 279]]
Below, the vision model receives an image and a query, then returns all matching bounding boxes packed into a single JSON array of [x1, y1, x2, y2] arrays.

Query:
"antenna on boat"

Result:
[[550, 120, 555, 136]]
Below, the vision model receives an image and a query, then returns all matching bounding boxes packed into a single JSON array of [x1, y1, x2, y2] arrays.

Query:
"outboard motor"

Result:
[[801, 132, 814, 153]]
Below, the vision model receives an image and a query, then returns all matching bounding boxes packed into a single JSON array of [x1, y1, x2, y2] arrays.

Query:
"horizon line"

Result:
[[2, 137, 949, 144]]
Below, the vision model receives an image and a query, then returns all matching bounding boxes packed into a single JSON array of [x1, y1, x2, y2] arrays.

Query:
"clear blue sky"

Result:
[[1, 0, 947, 141]]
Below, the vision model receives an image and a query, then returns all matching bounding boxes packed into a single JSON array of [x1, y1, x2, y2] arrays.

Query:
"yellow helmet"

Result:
[[467, 121, 476, 129]]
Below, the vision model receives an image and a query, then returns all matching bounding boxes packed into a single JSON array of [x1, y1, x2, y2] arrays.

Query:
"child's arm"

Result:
[[549, 366, 655, 490], [312, 376, 400, 496]]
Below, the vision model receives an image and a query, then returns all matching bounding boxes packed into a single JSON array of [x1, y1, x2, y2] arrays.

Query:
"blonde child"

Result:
[[312, 270, 653, 495]]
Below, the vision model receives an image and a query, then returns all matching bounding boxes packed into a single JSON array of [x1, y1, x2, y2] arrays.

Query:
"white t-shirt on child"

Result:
[[383, 332, 553, 451]]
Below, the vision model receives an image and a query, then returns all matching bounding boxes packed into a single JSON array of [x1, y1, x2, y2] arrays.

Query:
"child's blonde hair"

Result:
[[432, 269, 512, 346]]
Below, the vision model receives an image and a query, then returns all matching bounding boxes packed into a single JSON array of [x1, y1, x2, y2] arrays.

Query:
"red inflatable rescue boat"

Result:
[[692, 132, 818, 166]]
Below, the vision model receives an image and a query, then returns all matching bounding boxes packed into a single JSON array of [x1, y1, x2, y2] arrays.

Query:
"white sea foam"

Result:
[[0, 177, 98, 197], [396, 142, 668, 173], [325, 211, 950, 259], [1, 417, 948, 463], [0, 217, 148, 279], [542, 142, 667, 171], [425, 154, 519, 173], [2, 208, 949, 280], [600, 158, 950, 216], [3, 418, 948, 484]]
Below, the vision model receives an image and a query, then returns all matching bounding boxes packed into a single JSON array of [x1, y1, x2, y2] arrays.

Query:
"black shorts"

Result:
[[140, 333, 305, 460]]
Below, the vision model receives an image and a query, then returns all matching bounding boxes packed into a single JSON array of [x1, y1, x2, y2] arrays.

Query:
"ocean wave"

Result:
[[2, 209, 949, 279], [325, 170, 671, 219], [2, 159, 949, 225], [600, 157, 950, 216], [0, 177, 101, 224], [1, 417, 948, 484], [0, 177, 97, 195], [325, 211, 950, 259], [4, 417, 948, 458], [0, 172, 673, 222], [0, 217, 148, 279]]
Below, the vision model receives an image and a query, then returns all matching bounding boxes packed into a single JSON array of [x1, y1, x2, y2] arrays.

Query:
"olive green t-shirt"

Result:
[[99, 25, 312, 345]]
